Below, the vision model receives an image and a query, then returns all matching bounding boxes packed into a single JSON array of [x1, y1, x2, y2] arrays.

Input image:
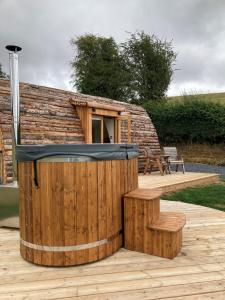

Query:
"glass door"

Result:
[[92, 116, 115, 143], [92, 117, 102, 143], [103, 117, 115, 143]]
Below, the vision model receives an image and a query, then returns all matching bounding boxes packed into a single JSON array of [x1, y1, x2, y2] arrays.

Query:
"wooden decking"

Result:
[[1, 201, 225, 299], [139, 172, 220, 193]]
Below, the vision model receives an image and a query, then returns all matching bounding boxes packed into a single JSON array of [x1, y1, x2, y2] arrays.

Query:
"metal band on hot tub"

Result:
[[20, 230, 122, 252]]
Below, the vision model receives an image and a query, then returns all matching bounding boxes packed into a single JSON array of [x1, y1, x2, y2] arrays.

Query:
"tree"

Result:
[[71, 34, 129, 101], [121, 32, 177, 104], [0, 63, 8, 79], [71, 32, 176, 104]]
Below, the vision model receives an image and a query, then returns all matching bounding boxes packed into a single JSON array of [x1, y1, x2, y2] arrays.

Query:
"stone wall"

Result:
[[0, 79, 160, 183]]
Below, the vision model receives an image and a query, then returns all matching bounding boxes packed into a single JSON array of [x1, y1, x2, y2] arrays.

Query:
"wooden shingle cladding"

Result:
[[0, 79, 160, 184]]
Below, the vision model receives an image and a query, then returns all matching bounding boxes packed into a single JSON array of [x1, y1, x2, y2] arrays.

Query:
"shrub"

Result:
[[145, 97, 225, 144]]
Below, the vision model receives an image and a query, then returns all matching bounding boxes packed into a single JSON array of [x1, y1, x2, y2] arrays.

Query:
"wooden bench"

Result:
[[143, 148, 168, 176], [124, 188, 186, 259]]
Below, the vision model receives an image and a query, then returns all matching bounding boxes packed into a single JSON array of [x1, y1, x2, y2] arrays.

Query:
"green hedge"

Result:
[[145, 97, 225, 144]]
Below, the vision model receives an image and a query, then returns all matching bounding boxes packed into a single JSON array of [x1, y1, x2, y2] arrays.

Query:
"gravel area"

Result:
[[184, 162, 225, 176]]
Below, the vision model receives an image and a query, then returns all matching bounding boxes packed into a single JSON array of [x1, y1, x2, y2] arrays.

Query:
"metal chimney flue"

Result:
[[6, 45, 22, 181]]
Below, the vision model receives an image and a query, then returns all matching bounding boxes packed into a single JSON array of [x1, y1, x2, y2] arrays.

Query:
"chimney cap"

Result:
[[5, 45, 22, 52]]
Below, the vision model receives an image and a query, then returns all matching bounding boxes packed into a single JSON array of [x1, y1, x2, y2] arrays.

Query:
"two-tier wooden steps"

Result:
[[123, 189, 186, 259]]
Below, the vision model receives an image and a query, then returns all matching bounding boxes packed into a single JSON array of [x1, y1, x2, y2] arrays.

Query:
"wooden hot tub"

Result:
[[16, 144, 138, 266]]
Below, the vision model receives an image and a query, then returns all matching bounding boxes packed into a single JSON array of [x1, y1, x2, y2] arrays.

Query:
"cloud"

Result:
[[0, 0, 225, 96]]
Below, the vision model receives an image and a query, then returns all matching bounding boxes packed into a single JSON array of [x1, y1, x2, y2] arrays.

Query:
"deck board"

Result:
[[1, 201, 225, 299], [139, 172, 220, 192]]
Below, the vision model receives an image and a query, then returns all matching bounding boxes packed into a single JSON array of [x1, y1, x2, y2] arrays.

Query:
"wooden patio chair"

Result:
[[163, 147, 185, 174], [143, 148, 168, 176]]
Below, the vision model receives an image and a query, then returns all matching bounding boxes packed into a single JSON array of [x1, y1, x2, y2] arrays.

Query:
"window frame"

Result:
[[75, 105, 131, 144]]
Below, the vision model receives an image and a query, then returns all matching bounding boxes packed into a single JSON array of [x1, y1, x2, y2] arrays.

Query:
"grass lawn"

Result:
[[168, 92, 225, 104], [162, 183, 225, 212]]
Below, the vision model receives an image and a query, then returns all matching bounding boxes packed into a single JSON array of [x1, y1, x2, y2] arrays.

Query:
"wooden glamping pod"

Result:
[[17, 144, 138, 266]]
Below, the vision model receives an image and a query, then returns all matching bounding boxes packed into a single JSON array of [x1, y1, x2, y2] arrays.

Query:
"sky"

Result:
[[0, 0, 225, 96]]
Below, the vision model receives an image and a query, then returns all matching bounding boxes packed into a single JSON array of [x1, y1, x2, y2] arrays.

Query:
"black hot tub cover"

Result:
[[16, 144, 139, 162]]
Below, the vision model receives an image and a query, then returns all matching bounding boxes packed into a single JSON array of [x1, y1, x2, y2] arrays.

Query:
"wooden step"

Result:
[[123, 188, 186, 259], [147, 212, 186, 259], [124, 189, 161, 246], [124, 188, 161, 253], [124, 188, 162, 201], [148, 212, 186, 232]]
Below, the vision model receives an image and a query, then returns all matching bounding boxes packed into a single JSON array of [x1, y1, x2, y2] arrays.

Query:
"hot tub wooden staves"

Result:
[[19, 158, 138, 266]]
